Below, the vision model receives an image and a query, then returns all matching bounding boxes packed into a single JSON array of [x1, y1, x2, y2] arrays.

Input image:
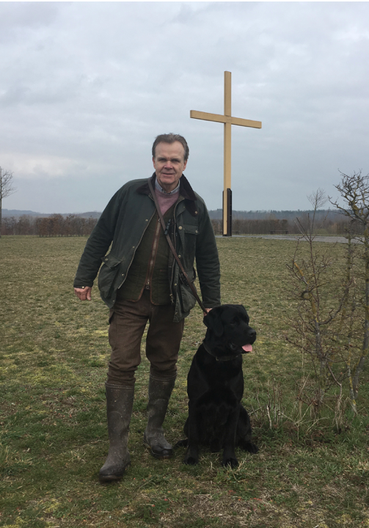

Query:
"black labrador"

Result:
[[179, 304, 258, 468]]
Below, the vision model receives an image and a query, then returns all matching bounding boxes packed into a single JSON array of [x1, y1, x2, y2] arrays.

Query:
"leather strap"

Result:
[[148, 178, 207, 313]]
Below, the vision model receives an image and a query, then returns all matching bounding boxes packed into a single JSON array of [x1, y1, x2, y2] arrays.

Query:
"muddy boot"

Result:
[[99, 384, 134, 483], [143, 376, 175, 459]]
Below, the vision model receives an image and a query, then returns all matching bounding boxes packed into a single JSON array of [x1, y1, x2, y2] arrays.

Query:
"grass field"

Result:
[[1, 235, 369, 528]]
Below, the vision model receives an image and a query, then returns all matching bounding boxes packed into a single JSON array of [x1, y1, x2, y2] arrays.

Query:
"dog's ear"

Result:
[[203, 308, 224, 337]]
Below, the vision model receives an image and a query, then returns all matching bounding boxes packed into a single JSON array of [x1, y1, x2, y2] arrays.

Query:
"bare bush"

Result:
[[287, 187, 365, 430]]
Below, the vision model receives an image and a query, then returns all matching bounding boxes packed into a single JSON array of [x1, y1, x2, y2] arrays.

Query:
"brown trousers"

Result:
[[107, 289, 184, 387]]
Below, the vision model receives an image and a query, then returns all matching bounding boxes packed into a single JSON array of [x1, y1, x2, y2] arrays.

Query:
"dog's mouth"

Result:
[[202, 341, 253, 362], [229, 342, 253, 354], [214, 342, 253, 360]]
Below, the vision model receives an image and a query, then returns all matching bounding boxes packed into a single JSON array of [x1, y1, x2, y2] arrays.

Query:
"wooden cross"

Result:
[[190, 71, 262, 236]]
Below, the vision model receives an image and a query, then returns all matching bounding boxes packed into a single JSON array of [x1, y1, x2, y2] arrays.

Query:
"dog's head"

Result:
[[203, 304, 256, 361]]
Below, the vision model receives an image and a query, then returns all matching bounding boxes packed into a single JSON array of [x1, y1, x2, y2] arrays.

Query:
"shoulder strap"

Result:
[[148, 178, 207, 313]]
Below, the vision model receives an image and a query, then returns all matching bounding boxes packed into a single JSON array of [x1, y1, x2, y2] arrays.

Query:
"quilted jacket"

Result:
[[73, 173, 221, 322]]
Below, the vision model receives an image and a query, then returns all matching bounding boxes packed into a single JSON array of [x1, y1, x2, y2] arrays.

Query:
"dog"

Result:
[[178, 304, 258, 468]]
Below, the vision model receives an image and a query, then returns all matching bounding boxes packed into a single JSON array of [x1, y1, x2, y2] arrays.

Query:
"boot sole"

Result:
[[143, 441, 173, 459], [99, 473, 124, 483], [99, 461, 131, 483]]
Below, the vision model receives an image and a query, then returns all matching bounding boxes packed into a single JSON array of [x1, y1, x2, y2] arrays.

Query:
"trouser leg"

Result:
[[107, 296, 148, 387], [100, 296, 147, 482], [105, 291, 185, 460]]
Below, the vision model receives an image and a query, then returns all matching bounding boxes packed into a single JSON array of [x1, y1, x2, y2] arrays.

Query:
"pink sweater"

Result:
[[155, 188, 179, 215]]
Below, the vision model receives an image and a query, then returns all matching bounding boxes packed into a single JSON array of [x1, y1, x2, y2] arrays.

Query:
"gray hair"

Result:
[[152, 133, 189, 161]]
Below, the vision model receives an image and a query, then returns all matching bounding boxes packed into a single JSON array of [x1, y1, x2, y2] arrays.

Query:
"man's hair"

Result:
[[152, 133, 189, 162]]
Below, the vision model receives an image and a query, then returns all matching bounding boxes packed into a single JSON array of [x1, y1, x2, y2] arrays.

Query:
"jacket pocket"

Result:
[[179, 223, 198, 266], [182, 223, 198, 244], [182, 223, 198, 235], [98, 255, 122, 300]]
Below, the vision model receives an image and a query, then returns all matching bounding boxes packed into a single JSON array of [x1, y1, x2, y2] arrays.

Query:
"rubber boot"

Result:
[[143, 376, 175, 459], [99, 384, 134, 483]]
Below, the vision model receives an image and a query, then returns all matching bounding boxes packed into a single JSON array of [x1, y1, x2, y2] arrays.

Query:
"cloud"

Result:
[[1, 2, 368, 213]]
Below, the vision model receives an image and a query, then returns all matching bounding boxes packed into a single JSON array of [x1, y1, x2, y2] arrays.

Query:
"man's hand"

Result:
[[74, 286, 92, 301], [203, 308, 212, 316]]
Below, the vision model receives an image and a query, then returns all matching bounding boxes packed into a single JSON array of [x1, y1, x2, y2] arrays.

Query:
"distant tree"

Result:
[[16, 215, 35, 235], [84, 217, 98, 236], [0, 167, 16, 237], [49, 214, 64, 236], [2, 216, 17, 235], [211, 219, 222, 235], [35, 217, 51, 237]]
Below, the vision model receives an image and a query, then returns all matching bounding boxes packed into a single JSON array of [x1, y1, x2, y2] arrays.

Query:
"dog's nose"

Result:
[[249, 328, 257, 341]]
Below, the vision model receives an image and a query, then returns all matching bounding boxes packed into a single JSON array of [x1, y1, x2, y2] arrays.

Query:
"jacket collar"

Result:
[[137, 172, 196, 200]]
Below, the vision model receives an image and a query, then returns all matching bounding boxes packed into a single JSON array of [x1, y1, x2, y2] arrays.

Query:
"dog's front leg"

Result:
[[222, 406, 241, 468], [184, 443, 200, 465], [184, 402, 200, 465]]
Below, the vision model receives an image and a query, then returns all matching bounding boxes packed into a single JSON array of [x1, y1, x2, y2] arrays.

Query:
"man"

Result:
[[74, 133, 220, 482]]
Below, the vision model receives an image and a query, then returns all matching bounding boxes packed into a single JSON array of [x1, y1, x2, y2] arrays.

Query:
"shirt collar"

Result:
[[155, 177, 180, 195]]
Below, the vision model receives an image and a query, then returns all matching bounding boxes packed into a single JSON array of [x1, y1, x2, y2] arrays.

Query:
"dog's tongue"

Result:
[[242, 344, 253, 353]]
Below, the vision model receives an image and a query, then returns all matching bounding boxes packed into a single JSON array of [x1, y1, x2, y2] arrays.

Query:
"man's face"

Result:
[[152, 141, 187, 193]]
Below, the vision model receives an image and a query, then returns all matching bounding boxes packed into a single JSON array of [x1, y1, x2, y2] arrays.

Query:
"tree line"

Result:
[[210, 213, 360, 236], [1, 211, 361, 237], [1, 214, 98, 236]]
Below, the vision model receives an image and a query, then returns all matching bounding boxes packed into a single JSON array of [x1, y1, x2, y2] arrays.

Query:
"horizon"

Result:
[[2, 206, 341, 219]]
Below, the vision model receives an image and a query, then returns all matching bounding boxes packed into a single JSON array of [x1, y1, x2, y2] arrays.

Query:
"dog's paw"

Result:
[[184, 456, 198, 465], [184, 448, 199, 465], [222, 456, 239, 469]]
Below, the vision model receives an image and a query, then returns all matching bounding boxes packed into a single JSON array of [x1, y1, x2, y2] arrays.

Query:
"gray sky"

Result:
[[1, 1, 368, 214]]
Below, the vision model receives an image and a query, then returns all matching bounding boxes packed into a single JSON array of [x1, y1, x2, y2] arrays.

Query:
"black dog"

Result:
[[179, 304, 258, 468]]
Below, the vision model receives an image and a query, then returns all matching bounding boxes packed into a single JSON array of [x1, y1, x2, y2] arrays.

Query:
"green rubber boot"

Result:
[[99, 384, 134, 483], [143, 376, 175, 459]]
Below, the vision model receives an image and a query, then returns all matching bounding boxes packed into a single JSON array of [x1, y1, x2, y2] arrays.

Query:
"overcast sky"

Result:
[[1, 1, 368, 214]]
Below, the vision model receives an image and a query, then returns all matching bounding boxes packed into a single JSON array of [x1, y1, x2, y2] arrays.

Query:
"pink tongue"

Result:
[[242, 344, 253, 353]]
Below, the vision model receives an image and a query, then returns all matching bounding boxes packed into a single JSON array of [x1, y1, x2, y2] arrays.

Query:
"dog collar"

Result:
[[202, 341, 241, 362]]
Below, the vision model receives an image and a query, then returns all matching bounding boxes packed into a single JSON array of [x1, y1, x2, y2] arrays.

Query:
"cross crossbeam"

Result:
[[190, 71, 261, 236]]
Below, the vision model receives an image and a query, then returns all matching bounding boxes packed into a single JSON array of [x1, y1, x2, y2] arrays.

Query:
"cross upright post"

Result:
[[190, 71, 262, 236]]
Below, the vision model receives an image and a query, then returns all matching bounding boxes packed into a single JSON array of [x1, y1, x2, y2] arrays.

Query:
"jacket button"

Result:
[[178, 226, 183, 230]]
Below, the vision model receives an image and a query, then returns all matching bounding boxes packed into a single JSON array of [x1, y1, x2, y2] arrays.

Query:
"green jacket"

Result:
[[74, 173, 221, 322]]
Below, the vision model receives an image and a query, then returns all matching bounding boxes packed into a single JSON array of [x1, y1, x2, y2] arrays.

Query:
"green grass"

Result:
[[1, 236, 369, 527]]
